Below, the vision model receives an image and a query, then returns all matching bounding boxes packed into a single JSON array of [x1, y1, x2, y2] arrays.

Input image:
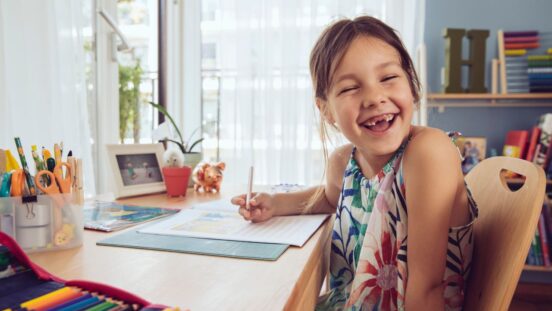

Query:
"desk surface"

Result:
[[28, 188, 332, 310]]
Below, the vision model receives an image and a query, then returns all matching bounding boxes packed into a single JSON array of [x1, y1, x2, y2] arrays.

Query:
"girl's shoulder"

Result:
[[328, 143, 354, 167], [403, 126, 462, 168], [327, 143, 354, 185], [407, 126, 456, 150]]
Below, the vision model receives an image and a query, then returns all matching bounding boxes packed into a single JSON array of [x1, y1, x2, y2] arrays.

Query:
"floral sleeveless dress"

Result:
[[317, 136, 478, 311]]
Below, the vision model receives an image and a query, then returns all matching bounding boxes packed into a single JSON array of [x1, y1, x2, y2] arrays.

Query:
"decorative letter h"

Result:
[[443, 28, 489, 93]]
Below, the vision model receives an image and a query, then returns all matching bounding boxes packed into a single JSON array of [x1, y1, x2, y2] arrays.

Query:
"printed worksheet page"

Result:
[[138, 200, 329, 246]]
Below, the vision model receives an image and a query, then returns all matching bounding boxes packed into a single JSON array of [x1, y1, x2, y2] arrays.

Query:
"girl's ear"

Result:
[[316, 98, 335, 124]]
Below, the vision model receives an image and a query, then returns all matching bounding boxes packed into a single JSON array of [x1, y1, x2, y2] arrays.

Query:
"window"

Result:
[[117, 0, 159, 144]]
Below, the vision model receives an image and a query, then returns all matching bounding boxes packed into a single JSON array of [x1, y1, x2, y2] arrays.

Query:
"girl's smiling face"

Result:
[[322, 35, 414, 159]]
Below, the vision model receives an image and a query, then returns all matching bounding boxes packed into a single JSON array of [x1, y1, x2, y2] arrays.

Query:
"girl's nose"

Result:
[[361, 86, 386, 108]]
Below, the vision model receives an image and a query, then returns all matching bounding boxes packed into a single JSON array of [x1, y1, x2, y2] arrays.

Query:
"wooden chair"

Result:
[[464, 156, 547, 311]]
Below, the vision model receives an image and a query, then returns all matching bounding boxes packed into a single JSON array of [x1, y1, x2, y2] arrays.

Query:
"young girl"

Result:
[[232, 16, 477, 311]]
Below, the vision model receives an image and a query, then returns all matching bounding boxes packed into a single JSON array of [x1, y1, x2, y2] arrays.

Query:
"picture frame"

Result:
[[455, 136, 487, 174], [106, 143, 166, 198]]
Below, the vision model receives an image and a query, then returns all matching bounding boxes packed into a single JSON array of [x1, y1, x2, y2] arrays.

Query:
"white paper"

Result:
[[138, 200, 329, 247]]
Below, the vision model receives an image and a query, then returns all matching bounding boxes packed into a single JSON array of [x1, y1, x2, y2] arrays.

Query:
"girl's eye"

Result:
[[382, 75, 398, 82], [338, 86, 358, 95]]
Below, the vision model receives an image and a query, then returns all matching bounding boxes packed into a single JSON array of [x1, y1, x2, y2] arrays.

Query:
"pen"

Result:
[[67, 151, 76, 192], [14, 137, 37, 196], [245, 166, 254, 210]]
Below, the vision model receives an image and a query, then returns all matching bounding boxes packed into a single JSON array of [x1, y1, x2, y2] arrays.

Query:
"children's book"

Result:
[[526, 126, 542, 162], [83, 201, 179, 232], [503, 130, 529, 159]]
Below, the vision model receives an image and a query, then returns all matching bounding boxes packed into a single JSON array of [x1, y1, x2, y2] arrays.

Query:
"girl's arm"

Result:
[[403, 128, 463, 310], [272, 144, 350, 216], [233, 144, 350, 220]]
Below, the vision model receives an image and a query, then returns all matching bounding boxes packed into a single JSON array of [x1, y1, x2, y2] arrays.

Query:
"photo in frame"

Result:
[[455, 136, 487, 174], [106, 143, 166, 198]]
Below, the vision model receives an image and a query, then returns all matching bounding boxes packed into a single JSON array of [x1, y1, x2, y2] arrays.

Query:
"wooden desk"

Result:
[[28, 188, 333, 310]]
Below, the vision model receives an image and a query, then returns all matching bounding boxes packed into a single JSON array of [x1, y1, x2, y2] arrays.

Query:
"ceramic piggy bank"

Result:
[[192, 162, 226, 193]]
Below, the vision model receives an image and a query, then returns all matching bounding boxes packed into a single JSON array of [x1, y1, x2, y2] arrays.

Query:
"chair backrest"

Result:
[[464, 156, 546, 311]]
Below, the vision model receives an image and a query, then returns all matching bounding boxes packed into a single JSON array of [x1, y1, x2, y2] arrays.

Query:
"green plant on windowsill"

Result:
[[119, 62, 143, 143], [148, 102, 204, 172]]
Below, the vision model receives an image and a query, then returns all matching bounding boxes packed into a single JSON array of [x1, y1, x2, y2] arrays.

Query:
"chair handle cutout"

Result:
[[500, 169, 526, 192]]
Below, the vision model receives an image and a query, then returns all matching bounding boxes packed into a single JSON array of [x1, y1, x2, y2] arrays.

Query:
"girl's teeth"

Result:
[[366, 114, 394, 126]]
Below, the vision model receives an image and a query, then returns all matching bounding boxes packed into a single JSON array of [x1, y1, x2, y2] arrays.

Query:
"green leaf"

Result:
[[148, 102, 185, 146], [164, 138, 186, 154], [187, 138, 204, 153]]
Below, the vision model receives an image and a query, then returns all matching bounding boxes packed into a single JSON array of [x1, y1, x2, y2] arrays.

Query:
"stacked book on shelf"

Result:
[[503, 113, 552, 267], [527, 195, 552, 266], [498, 30, 552, 93], [502, 113, 552, 176]]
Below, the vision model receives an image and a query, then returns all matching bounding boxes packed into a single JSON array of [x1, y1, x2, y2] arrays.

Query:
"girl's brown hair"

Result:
[[305, 16, 421, 212]]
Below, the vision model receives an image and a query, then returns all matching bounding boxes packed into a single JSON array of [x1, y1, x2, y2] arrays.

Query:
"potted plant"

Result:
[[161, 150, 192, 196], [148, 102, 204, 187]]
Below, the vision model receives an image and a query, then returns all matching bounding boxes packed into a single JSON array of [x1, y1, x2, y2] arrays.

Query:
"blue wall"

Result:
[[424, 0, 552, 155]]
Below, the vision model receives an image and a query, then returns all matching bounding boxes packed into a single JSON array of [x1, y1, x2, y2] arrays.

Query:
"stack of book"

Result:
[[503, 113, 552, 267], [501, 30, 552, 93], [527, 55, 552, 93], [526, 196, 552, 267], [502, 113, 552, 174]]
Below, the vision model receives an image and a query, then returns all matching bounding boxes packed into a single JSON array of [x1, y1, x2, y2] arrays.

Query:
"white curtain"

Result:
[[210, 0, 425, 186], [0, 0, 95, 194], [209, 0, 425, 185]]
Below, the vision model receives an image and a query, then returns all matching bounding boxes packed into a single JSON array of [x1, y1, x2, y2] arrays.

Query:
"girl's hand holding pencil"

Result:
[[231, 192, 275, 223]]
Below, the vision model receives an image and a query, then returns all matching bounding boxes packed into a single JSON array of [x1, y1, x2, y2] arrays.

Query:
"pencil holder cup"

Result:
[[162, 166, 192, 197], [0, 194, 83, 253]]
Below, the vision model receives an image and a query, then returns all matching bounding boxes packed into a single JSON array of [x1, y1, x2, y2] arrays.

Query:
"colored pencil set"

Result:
[[4, 286, 138, 311], [0, 236, 178, 311]]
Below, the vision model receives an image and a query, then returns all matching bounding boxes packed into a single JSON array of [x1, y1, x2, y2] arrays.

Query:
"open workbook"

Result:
[[137, 200, 329, 247], [83, 201, 179, 232]]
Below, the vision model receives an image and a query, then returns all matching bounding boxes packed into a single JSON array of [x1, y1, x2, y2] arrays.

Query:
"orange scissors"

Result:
[[35, 162, 72, 195], [34, 163, 72, 237]]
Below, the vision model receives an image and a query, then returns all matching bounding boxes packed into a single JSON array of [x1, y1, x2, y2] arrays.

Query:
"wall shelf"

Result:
[[524, 265, 552, 272], [428, 93, 552, 100], [426, 93, 552, 109]]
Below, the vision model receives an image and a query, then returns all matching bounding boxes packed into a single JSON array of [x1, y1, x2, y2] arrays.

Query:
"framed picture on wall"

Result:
[[455, 136, 487, 174], [106, 143, 166, 198]]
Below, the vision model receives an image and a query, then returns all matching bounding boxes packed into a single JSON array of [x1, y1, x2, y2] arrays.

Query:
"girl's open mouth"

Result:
[[363, 113, 397, 132]]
